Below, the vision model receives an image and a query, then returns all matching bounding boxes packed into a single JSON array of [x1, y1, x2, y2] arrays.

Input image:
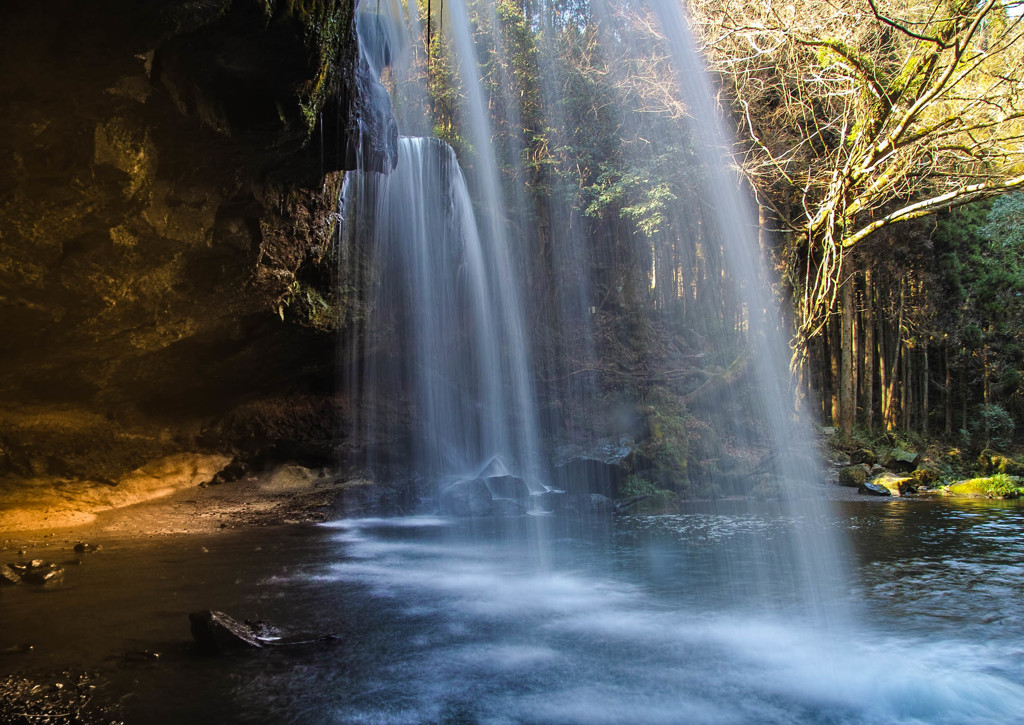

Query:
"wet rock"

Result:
[[439, 479, 493, 517], [553, 436, 633, 497], [589, 494, 614, 515], [858, 481, 891, 497], [189, 610, 266, 652], [73, 542, 101, 553], [872, 472, 917, 497], [477, 456, 512, 479], [6, 560, 64, 586], [535, 490, 565, 513], [838, 464, 869, 488], [484, 475, 530, 502], [882, 448, 919, 473], [849, 448, 877, 466]]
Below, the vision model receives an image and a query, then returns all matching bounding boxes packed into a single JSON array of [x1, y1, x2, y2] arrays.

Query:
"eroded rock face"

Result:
[[0, 1, 389, 483]]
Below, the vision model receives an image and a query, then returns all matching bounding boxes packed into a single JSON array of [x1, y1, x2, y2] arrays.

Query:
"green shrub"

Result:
[[619, 474, 659, 498], [969, 404, 1015, 449]]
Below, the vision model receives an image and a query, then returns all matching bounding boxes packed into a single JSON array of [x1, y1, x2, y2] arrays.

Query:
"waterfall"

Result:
[[343, 0, 846, 615], [343, 135, 543, 487]]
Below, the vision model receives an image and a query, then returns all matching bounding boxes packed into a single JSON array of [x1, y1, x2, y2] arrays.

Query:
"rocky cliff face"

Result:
[[0, 0, 388, 483]]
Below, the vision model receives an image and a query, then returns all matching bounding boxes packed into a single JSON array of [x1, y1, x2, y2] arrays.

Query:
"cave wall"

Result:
[[0, 0, 387, 480]]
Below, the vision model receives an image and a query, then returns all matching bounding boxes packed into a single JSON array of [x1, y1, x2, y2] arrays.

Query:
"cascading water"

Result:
[[343, 135, 543, 485], [326, 2, 1024, 722]]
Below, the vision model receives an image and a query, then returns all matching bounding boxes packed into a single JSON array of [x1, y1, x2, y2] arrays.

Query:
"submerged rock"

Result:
[[439, 478, 493, 517], [189, 610, 267, 652], [73, 542, 101, 554], [189, 610, 338, 654]]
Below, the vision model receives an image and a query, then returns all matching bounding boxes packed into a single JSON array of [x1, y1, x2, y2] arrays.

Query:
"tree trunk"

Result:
[[830, 313, 841, 427], [901, 342, 910, 431], [944, 339, 952, 436], [839, 272, 855, 437], [863, 269, 875, 433], [960, 364, 968, 435], [922, 339, 929, 437]]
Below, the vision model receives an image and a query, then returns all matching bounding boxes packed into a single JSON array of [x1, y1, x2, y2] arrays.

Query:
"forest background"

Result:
[[396, 0, 1024, 464]]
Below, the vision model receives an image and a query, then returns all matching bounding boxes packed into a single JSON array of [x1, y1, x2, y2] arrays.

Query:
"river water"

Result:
[[2, 498, 1023, 724]]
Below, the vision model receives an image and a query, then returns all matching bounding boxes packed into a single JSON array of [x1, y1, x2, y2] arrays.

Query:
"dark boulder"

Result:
[[484, 475, 530, 502], [553, 436, 633, 498], [477, 456, 512, 479], [882, 449, 919, 473], [535, 490, 566, 513], [858, 481, 892, 497], [838, 464, 869, 488], [439, 478, 493, 517]]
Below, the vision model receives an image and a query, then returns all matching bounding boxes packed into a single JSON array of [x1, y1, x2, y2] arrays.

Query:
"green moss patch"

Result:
[[945, 474, 1024, 499]]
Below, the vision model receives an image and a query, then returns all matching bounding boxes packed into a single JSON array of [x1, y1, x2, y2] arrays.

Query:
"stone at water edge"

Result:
[[189, 610, 265, 652], [838, 464, 870, 488], [439, 478, 493, 517], [858, 481, 891, 497], [73, 543, 101, 553], [872, 473, 918, 497], [946, 478, 1023, 499], [5, 560, 65, 585], [535, 489, 565, 513]]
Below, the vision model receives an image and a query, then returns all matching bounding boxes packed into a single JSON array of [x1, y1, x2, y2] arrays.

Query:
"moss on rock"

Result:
[[946, 474, 1024, 499]]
